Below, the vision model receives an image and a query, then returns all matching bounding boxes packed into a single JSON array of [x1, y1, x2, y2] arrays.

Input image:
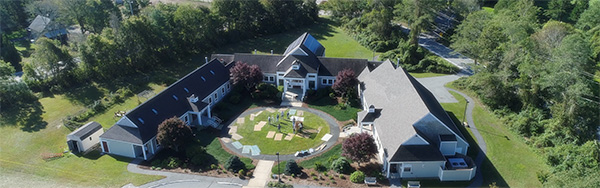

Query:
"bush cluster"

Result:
[[284, 160, 301, 176], [350, 171, 365, 183], [62, 87, 134, 130], [225, 156, 245, 172], [331, 157, 353, 174]]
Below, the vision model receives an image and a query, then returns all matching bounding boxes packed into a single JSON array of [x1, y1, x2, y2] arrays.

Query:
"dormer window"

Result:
[[152, 109, 158, 114], [292, 60, 300, 70], [184, 88, 189, 93], [369, 105, 375, 113]]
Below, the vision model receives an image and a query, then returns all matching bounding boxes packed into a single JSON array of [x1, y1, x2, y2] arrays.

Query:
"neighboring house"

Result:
[[99, 59, 231, 160], [212, 32, 381, 100], [357, 60, 475, 181], [67, 121, 104, 154], [27, 15, 67, 42]]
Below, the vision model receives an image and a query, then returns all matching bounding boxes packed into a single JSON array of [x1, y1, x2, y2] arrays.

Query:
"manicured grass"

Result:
[[271, 160, 289, 174], [236, 109, 330, 155], [483, 7, 495, 13], [0, 90, 165, 187], [214, 17, 375, 60], [299, 144, 342, 169], [305, 97, 360, 122], [195, 130, 254, 169], [441, 86, 549, 187], [408, 72, 451, 78]]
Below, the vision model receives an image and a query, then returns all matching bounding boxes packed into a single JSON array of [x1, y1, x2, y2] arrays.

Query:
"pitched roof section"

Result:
[[360, 60, 466, 161], [28, 15, 51, 33], [230, 53, 283, 73], [318, 57, 370, 76], [283, 33, 325, 57], [69, 121, 103, 140], [122, 59, 230, 143], [100, 125, 143, 144], [390, 145, 446, 161]]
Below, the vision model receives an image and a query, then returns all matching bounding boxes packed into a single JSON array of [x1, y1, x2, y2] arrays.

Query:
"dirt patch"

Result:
[[138, 162, 254, 179], [276, 165, 390, 188]]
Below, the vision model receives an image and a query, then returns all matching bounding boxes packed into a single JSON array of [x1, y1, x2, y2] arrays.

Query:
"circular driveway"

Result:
[[222, 106, 340, 161]]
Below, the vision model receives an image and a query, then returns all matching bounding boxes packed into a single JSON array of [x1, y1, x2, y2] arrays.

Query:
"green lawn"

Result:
[[214, 17, 375, 60], [305, 97, 360, 122], [236, 109, 330, 155], [0, 93, 164, 187], [298, 144, 342, 169], [441, 87, 549, 187], [409, 72, 451, 78]]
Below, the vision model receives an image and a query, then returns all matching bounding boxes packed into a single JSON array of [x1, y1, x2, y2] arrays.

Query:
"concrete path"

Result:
[[126, 159, 248, 188], [416, 75, 462, 103], [243, 160, 274, 188]]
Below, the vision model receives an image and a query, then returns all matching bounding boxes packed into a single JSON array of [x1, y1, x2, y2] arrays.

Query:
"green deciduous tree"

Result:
[[576, 0, 600, 30], [0, 34, 22, 70], [23, 38, 75, 90]]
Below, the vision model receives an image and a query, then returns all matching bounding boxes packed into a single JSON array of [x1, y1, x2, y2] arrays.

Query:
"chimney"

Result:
[[189, 94, 199, 103], [205, 57, 208, 64], [396, 58, 400, 68], [271, 50, 273, 55], [368, 105, 375, 113]]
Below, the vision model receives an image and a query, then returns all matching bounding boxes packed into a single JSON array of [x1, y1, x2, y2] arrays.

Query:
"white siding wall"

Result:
[[440, 141, 457, 156], [79, 129, 104, 152], [439, 166, 477, 181], [102, 139, 135, 158], [400, 161, 445, 178]]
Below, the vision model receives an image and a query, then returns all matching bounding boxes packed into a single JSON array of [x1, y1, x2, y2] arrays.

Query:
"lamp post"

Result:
[[276, 152, 281, 182]]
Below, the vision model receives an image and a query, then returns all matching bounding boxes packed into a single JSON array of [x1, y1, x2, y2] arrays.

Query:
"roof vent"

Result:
[[184, 88, 189, 93], [201, 76, 206, 82], [138, 118, 145, 124], [210, 70, 215, 75], [172, 95, 179, 101], [152, 109, 158, 114], [368, 105, 375, 113], [189, 94, 199, 103]]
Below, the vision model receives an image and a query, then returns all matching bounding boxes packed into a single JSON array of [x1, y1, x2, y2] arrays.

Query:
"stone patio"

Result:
[[237, 117, 245, 124], [284, 133, 294, 141], [232, 133, 244, 140], [274, 133, 283, 141], [254, 121, 267, 131], [266, 131, 276, 138]]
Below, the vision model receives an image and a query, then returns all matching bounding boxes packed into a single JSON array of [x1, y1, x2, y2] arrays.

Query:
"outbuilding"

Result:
[[67, 121, 104, 154]]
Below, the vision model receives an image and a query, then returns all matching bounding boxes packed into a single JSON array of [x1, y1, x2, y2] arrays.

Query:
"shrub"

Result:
[[284, 159, 302, 175], [331, 157, 353, 174], [267, 181, 293, 188], [350, 171, 365, 183], [254, 83, 279, 99], [225, 156, 245, 172], [210, 164, 218, 169], [151, 159, 162, 167], [238, 169, 246, 177], [186, 145, 213, 168], [339, 174, 345, 179], [228, 92, 241, 104], [165, 157, 182, 169], [315, 162, 327, 172], [323, 171, 328, 176], [313, 176, 319, 181]]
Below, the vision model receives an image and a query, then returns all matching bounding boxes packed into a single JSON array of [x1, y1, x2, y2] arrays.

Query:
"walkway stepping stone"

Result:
[[254, 121, 267, 131], [228, 126, 238, 134], [232, 141, 243, 149], [237, 118, 245, 124], [254, 110, 263, 116], [321, 133, 332, 141], [266, 108, 276, 113], [274, 133, 283, 141], [266, 131, 276, 138], [278, 108, 288, 113], [251, 145, 261, 156], [242, 145, 251, 154], [288, 109, 297, 115], [250, 114, 255, 121], [284, 134, 294, 141], [232, 133, 244, 140], [297, 110, 304, 116], [221, 137, 232, 143]]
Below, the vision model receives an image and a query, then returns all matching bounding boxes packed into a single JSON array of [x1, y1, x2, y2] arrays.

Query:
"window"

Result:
[[209, 98, 212, 104], [308, 75, 316, 78], [403, 164, 412, 172], [269, 76, 274, 82], [322, 79, 327, 84], [214, 93, 218, 99], [89, 137, 92, 141], [328, 79, 333, 85], [184, 88, 189, 93], [184, 116, 188, 123], [222, 88, 225, 93], [227, 83, 230, 89], [263, 76, 269, 82], [201, 76, 206, 81], [210, 70, 215, 75]]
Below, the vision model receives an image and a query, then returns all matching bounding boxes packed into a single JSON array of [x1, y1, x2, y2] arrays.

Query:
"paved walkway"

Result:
[[243, 160, 274, 188], [222, 106, 340, 161], [126, 159, 248, 188], [416, 75, 462, 103]]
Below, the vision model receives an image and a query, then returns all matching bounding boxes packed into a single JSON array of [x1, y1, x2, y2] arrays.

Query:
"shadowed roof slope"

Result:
[[119, 59, 230, 143]]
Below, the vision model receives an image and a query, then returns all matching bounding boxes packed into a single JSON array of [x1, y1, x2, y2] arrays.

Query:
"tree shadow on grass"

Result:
[[63, 84, 105, 105], [447, 111, 508, 187], [1, 100, 47, 132]]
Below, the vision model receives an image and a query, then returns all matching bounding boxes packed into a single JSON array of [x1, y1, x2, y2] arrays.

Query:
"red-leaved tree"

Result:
[[230, 61, 263, 91], [157, 117, 193, 152], [342, 132, 378, 166], [332, 68, 358, 99]]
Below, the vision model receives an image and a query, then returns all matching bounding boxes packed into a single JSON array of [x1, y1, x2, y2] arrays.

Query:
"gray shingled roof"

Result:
[[390, 145, 446, 161], [359, 60, 465, 162], [100, 125, 143, 144], [68, 121, 103, 140], [28, 15, 51, 33], [231, 53, 282, 73]]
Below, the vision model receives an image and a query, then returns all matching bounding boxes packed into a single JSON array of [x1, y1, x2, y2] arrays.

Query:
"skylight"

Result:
[[152, 109, 158, 114], [172, 95, 179, 101], [210, 70, 215, 75], [184, 88, 189, 93], [138, 118, 145, 124], [201, 76, 206, 82]]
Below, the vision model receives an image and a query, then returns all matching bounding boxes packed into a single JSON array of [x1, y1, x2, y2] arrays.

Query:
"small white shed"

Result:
[[67, 121, 104, 154]]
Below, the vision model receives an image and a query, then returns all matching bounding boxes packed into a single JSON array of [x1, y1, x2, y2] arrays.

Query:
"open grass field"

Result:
[[305, 96, 360, 122], [0, 92, 165, 187], [236, 109, 330, 155], [215, 17, 376, 60], [441, 88, 549, 188]]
